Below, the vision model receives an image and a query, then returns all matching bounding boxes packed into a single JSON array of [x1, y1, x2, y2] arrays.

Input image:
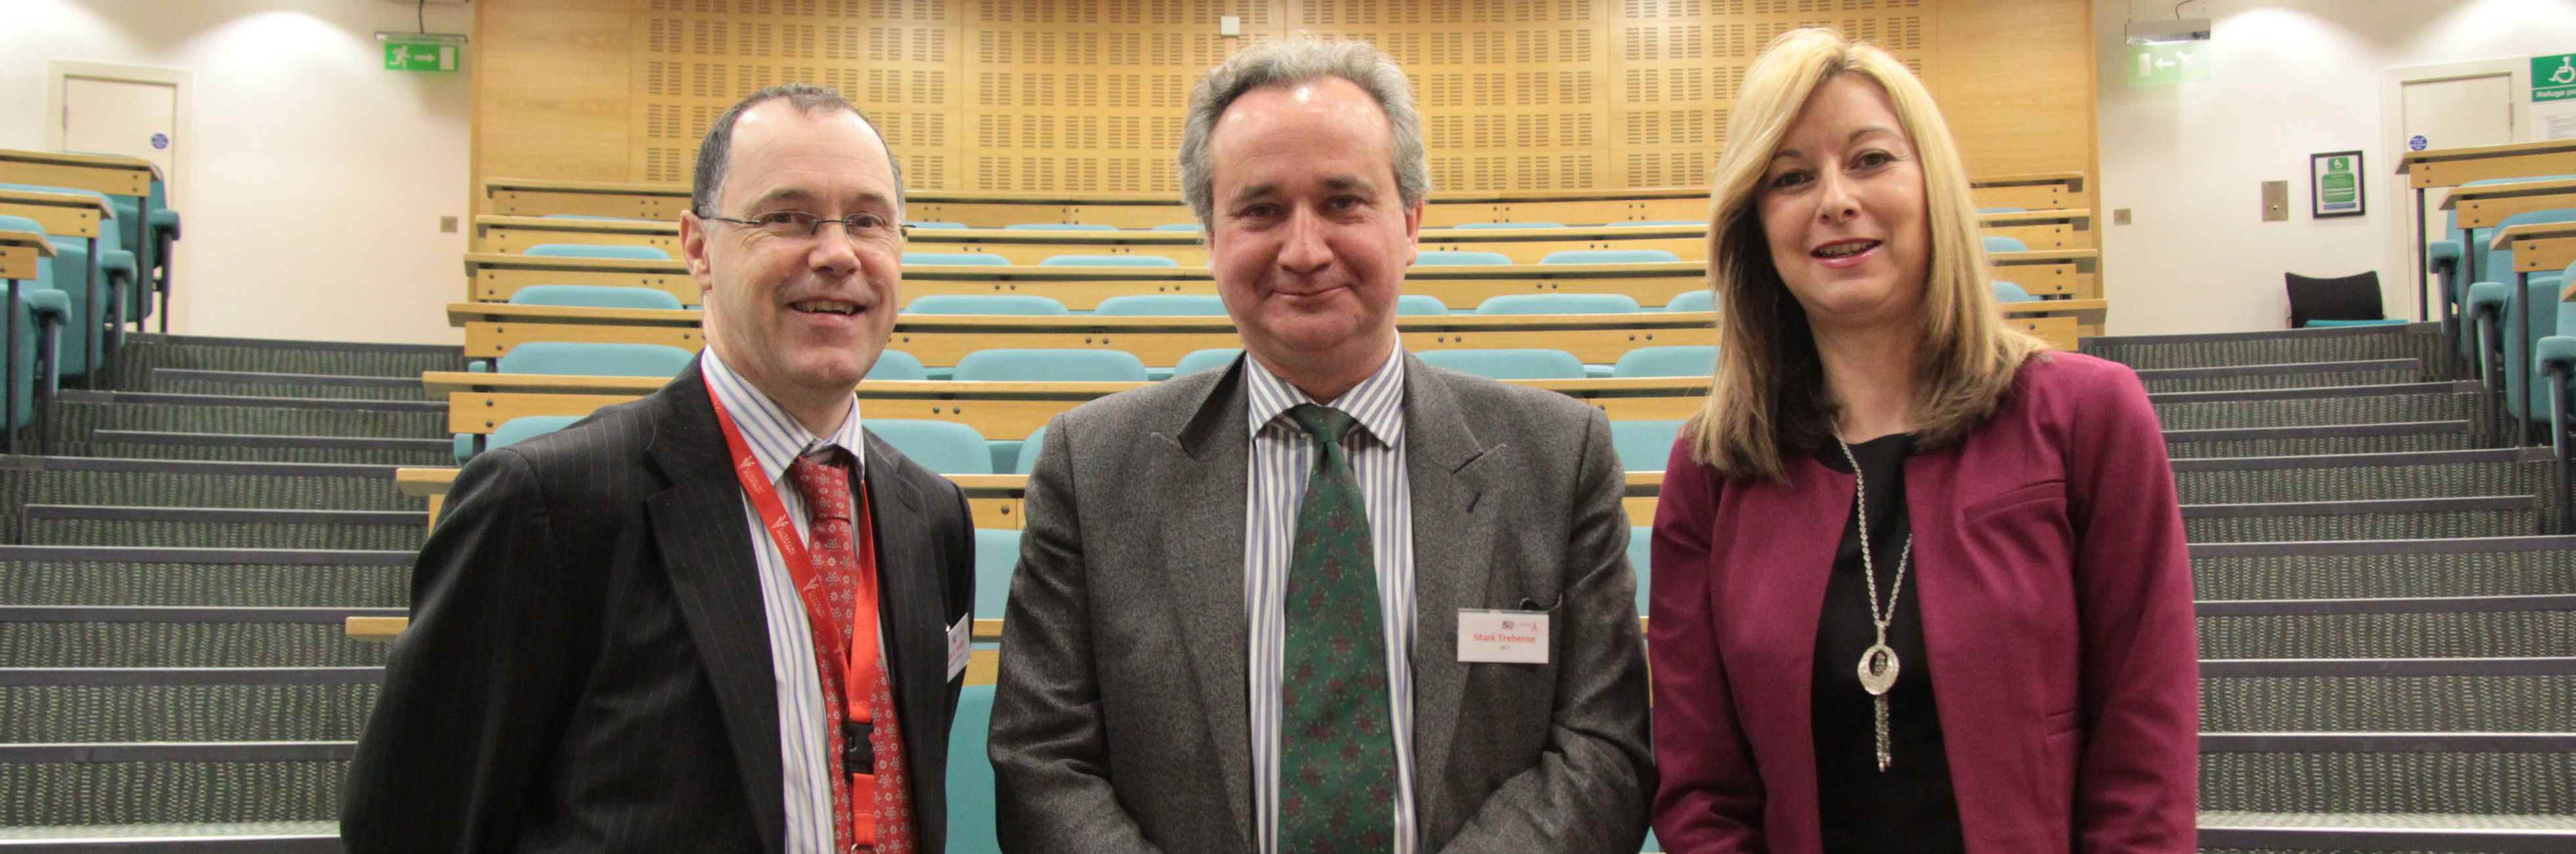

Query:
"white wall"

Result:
[[0, 0, 472, 346], [2096, 0, 2576, 336]]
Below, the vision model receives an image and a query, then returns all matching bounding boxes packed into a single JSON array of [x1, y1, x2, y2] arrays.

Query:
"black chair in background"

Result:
[[2286, 271, 2404, 328]]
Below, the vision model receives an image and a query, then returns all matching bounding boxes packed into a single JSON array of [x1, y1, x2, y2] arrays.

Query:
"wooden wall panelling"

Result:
[[1296, 0, 1611, 196], [628, 0, 967, 191], [963, 1, 1282, 196], [476, 0, 2094, 205], [474, 0, 637, 200], [1607, 0, 1933, 192]]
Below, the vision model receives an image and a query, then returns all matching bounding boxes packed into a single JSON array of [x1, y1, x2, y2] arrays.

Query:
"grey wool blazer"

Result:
[[989, 351, 1656, 853]]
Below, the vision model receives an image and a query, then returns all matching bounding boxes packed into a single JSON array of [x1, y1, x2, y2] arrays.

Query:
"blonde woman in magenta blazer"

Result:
[[1648, 30, 2200, 853]]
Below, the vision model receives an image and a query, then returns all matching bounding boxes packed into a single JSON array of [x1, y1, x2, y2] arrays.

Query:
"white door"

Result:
[[2399, 73, 2516, 315], [60, 77, 179, 203], [2403, 74, 2515, 152]]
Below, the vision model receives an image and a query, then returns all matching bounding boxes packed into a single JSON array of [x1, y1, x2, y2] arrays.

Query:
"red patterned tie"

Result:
[[787, 453, 915, 854]]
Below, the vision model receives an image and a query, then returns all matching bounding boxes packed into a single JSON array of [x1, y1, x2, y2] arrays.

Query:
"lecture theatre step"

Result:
[[0, 821, 341, 853], [2135, 358, 2426, 394], [0, 606, 398, 669], [2152, 388, 2485, 433], [2165, 420, 2476, 460], [2170, 447, 2555, 507], [0, 457, 424, 544], [105, 332, 464, 389], [147, 368, 434, 403], [0, 740, 353, 832], [0, 666, 378, 744], [2181, 495, 2539, 543], [2196, 810, 2576, 853], [43, 395, 448, 449], [55, 429, 453, 467], [18, 506, 425, 552], [2083, 322, 2460, 374], [0, 545, 411, 610]]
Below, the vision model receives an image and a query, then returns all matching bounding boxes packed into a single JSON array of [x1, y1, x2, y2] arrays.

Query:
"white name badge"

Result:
[[947, 614, 973, 681], [1457, 609, 1550, 664]]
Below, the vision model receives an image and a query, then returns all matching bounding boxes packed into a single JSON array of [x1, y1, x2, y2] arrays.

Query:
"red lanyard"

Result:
[[707, 393, 886, 733]]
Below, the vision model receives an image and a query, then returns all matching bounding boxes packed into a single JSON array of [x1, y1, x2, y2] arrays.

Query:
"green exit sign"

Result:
[[384, 41, 459, 72], [2128, 42, 2210, 86]]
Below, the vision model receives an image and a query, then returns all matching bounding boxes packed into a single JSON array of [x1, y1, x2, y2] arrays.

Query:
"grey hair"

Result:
[[1177, 36, 1432, 228], [690, 83, 903, 217]]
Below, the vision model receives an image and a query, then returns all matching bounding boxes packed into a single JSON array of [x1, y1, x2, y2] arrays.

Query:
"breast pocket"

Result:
[[1956, 481, 2077, 639]]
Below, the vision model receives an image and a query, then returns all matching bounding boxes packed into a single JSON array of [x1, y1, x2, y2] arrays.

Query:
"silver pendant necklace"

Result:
[[1837, 434, 1912, 773]]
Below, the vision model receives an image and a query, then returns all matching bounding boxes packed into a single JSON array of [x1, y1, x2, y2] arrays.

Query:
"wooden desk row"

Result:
[[449, 300, 2098, 367], [472, 209, 2098, 261], [2491, 221, 2576, 298], [464, 252, 2104, 312], [0, 229, 58, 455], [369, 470, 1684, 660], [484, 173, 2091, 230], [2397, 139, 2576, 321], [2439, 176, 2576, 295], [0, 148, 159, 200], [433, 373, 1717, 445], [395, 447, 1679, 540]]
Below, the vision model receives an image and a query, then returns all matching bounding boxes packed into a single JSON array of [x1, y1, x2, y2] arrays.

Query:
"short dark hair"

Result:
[[690, 83, 904, 217]]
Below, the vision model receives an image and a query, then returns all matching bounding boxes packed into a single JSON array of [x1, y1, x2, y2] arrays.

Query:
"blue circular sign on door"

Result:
[[2408, 135, 2428, 151], [150, 133, 168, 150]]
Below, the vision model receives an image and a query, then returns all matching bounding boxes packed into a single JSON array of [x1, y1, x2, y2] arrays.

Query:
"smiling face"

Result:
[[679, 101, 903, 419], [1203, 77, 1422, 397], [1755, 74, 1931, 335]]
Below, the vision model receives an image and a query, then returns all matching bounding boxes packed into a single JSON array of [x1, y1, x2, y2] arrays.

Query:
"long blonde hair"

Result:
[[1686, 28, 2046, 481]]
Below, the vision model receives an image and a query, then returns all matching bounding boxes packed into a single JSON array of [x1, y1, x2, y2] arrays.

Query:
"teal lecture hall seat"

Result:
[[905, 294, 1071, 315], [1412, 250, 1514, 265], [904, 251, 1013, 265], [953, 348, 1150, 382], [521, 242, 672, 260], [507, 284, 686, 310], [1539, 248, 1683, 264], [1475, 293, 1642, 315], [1095, 294, 1229, 315], [1414, 348, 1587, 380], [1039, 253, 1182, 266]]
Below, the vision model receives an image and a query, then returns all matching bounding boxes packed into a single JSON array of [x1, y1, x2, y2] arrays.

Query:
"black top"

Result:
[[1811, 434, 1965, 854]]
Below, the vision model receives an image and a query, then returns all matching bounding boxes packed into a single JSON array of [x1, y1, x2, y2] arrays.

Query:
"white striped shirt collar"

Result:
[[1242, 347, 1408, 448], [699, 347, 869, 479]]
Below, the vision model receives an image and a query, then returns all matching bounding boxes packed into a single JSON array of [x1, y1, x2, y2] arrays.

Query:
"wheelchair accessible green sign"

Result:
[[2539, 53, 2576, 102]]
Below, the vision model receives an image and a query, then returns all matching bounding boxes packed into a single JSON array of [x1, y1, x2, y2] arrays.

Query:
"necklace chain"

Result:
[[1838, 434, 1911, 773], [1838, 436, 1912, 635]]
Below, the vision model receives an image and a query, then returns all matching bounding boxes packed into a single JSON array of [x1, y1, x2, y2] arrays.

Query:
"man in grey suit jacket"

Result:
[[990, 37, 1654, 853], [345, 85, 976, 853]]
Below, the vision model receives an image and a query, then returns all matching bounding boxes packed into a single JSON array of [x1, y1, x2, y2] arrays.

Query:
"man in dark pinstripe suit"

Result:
[[345, 85, 977, 854]]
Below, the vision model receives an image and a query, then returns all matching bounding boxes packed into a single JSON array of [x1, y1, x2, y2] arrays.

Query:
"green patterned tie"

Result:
[[1277, 403, 1397, 854]]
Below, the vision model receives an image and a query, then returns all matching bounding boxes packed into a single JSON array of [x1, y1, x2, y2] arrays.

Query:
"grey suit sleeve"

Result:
[[341, 449, 584, 853], [989, 415, 1164, 853], [1441, 407, 1657, 853]]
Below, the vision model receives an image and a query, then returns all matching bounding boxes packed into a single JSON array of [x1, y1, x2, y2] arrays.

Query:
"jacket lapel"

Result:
[[1154, 361, 1257, 847], [857, 436, 950, 817], [643, 366, 790, 853], [1398, 357, 1497, 830]]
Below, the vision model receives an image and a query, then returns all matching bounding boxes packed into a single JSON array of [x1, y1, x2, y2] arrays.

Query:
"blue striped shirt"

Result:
[[700, 349, 872, 854], [1241, 349, 1418, 854]]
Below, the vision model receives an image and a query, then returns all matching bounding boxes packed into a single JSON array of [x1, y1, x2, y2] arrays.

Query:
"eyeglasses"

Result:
[[698, 210, 910, 241]]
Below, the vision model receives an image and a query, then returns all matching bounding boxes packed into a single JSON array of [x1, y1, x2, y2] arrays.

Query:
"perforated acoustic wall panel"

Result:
[[475, 0, 2089, 196]]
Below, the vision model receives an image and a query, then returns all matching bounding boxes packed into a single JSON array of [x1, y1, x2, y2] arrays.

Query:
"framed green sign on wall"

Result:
[[2311, 150, 2365, 219]]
